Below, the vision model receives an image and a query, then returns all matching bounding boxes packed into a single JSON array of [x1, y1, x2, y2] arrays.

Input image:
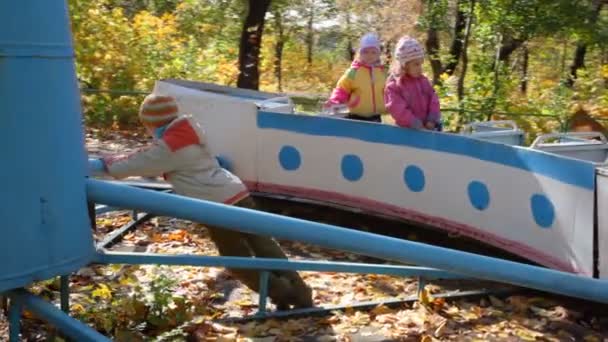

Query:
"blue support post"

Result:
[[8, 290, 111, 342], [96, 213, 155, 250], [0, 0, 95, 294], [256, 271, 270, 316], [9, 296, 22, 342], [88, 179, 608, 304], [95, 251, 462, 279], [95, 205, 119, 216], [417, 277, 426, 298], [219, 288, 516, 323], [60, 275, 69, 313]]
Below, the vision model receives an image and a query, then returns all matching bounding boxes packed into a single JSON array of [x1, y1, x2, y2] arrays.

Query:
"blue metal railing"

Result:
[[87, 179, 608, 304], [7, 289, 111, 342]]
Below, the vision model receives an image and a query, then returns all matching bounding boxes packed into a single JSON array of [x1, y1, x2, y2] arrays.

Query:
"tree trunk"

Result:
[[306, 4, 314, 65], [425, 26, 442, 85], [457, 0, 475, 107], [560, 39, 568, 77], [424, 0, 443, 85], [347, 41, 355, 61], [567, 43, 588, 87], [384, 40, 393, 69], [443, 0, 466, 75], [497, 37, 524, 62], [425, 0, 468, 84], [237, 0, 272, 90], [602, 46, 608, 89], [273, 10, 285, 92], [520, 43, 529, 94], [345, 11, 355, 61], [487, 33, 502, 120], [566, 0, 603, 87]]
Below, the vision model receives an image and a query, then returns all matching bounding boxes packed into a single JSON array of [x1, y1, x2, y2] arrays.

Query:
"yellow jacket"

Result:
[[328, 60, 387, 116]]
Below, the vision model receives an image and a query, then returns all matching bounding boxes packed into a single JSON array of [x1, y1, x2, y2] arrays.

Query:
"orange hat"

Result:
[[139, 94, 179, 128]]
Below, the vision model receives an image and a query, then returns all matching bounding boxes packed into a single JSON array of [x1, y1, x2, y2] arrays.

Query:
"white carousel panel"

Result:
[[256, 112, 596, 276]]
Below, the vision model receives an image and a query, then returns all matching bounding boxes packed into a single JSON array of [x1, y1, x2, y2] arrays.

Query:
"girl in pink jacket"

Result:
[[384, 36, 442, 130]]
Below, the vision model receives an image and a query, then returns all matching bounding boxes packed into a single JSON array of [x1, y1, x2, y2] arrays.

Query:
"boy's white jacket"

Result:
[[102, 115, 249, 204]]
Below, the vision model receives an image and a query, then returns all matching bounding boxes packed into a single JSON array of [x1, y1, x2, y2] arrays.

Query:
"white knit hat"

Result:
[[359, 33, 381, 52], [395, 36, 424, 64]]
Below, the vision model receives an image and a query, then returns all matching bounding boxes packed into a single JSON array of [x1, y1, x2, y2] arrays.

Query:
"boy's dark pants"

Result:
[[205, 197, 313, 309]]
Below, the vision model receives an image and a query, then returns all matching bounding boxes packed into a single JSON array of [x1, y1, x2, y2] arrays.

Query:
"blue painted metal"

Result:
[[417, 277, 426, 297], [257, 271, 270, 316], [279, 145, 302, 171], [218, 288, 516, 322], [60, 275, 69, 313], [88, 179, 608, 303], [95, 204, 120, 215], [404, 165, 426, 192], [88, 159, 106, 177], [0, 1, 94, 292], [9, 296, 22, 342], [8, 289, 111, 341], [95, 251, 462, 279], [96, 213, 155, 249], [341, 154, 364, 181], [257, 111, 596, 190]]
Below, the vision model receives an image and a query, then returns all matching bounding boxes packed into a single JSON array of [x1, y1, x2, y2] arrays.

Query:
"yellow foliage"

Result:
[[601, 65, 608, 79], [91, 283, 112, 300], [69, 1, 608, 130]]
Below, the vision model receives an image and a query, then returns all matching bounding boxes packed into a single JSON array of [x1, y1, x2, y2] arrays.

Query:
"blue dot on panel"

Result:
[[278, 145, 301, 171], [531, 194, 555, 228], [341, 154, 364, 181], [404, 165, 425, 192], [468, 181, 490, 211]]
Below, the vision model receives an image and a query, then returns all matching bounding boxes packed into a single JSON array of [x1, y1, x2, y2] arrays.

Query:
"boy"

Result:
[[90, 94, 313, 309]]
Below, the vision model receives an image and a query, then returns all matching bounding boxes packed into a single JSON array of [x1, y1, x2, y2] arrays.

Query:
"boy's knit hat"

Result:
[[359, 33, 381, 52], [139, 94, 179, 128], [395, 36, 425, 64]]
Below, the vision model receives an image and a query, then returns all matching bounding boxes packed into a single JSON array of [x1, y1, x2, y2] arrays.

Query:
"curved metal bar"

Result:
[[88, 179, 608, 304]]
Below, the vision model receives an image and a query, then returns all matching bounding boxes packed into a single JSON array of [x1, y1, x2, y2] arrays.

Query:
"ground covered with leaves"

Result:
[[1, 130, 607, 341]]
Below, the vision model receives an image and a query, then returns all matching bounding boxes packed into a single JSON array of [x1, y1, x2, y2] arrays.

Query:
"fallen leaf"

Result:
[[514, 327, 544, 341], [433, 319, 448, 337], [418, 287, 433, 306], [370, 304, 393, 316], [488, 295, 504, 308], [507, 296, 529, 313]]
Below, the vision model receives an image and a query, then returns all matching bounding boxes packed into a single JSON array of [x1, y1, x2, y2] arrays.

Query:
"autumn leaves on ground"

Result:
[[1, 131, 607, 341], [3, 0, 608, 339]]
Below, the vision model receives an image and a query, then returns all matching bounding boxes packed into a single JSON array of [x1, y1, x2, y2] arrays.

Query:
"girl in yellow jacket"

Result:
[[324, 33, 387, 122]]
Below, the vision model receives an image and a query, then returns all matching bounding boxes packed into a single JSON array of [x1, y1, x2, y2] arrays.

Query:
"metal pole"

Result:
[[60, 275, 70, 313], [417, 277, 426, 298], [8, 289, 111, 341], [88, 179, 608, 304], [0, 0, 95, 294], [257, 271, 270, 316], [96, 213, 155, 250], [8, 296, 22, 342], [95, 252, 462, 279]]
